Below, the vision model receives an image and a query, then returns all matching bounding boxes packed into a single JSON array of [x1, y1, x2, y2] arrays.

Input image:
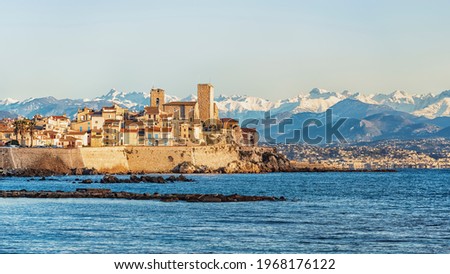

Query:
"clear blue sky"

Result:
[[1, 0, 450, 100]]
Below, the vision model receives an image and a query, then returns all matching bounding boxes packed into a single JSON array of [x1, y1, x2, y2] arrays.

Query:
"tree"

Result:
[[13, 120, 20, 142], [13, 119, 27, 146], [28, 119, 36, 147]]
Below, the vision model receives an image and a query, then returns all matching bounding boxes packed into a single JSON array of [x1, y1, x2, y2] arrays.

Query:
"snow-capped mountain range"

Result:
[[1, 88, 449, 142], [174, 88, 444, 121], [1, 87, 450, 120], [214, 88, 450, 120]]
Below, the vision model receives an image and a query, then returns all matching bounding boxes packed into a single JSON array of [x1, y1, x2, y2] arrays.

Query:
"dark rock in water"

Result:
[[71, 168, 99, 176], [80, 179, 93, 184], [130, 175, 141, 182], [140, 175, 166, 183], [198, 195, 222, 203], [5, 168, 60, 177], [0, 189, 285, 203], [160, 196, 179, 202], [40, 177, 46, 181], [97, 174, 195, 184], [100, 175, 120, 184], [82, 168, 98, 175], [172, 175, 194, 182]]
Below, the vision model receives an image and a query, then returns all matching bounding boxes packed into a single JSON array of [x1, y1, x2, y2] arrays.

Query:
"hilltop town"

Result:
[[0, 84, 257, 148]]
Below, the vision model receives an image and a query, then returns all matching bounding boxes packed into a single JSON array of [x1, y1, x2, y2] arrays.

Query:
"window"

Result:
[[79, 126, 82, 132]]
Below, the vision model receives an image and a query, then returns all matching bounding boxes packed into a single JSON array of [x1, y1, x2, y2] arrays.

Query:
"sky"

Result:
[[1, 0, 450, 101]]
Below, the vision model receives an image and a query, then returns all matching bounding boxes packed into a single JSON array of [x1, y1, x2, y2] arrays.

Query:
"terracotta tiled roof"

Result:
[[66, 131, 88, 135], [160, 113, 173, 118], [60, 136, 80, 142], [163, 101, 197, 106], [50, 116, 69, 120], [146, 126, 161, 131], [104, 119, 121, 124], [0, 129, 14, 133], [144, 106, 160, 115]]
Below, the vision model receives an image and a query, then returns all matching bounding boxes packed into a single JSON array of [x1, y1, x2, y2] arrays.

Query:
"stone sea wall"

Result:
[[0, 147, 83, 173], [0, 145, 276, 173]]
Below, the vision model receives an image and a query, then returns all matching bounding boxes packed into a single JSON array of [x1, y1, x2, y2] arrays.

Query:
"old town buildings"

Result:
[[0, 83, 256, 148]]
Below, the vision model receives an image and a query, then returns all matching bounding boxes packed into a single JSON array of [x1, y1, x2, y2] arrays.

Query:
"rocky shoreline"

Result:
[[0, 188, 286, 203]]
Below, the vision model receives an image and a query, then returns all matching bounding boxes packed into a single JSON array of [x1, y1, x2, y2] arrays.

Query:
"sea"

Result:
[[0, 170, 449, 254]]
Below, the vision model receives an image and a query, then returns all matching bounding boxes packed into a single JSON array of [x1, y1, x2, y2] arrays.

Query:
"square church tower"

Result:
[[197, 83, 214, 122], [150, 88, 165, 109]]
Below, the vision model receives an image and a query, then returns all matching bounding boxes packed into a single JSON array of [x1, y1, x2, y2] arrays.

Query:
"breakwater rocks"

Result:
[[2, 168, 63, 177], [97, 175, 193, 184], [1, 167, 100, 177], [0, 189, 286, 202]]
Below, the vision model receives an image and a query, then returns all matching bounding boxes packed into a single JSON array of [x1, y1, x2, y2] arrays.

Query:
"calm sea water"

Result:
[[0, 170, 449, 254]]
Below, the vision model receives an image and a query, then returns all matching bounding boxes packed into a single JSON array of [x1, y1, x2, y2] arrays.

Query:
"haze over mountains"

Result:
[[1, 88, 449, 143]]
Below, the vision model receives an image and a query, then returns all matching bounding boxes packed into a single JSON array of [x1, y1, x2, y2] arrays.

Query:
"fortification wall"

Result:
[[122, 146, 193, 172], [1, 145, 246, 173], [0, 147, 83, 172], [79, 147, 130, 173], [0, 148, 16, 169], [82, 145, 240, 172]]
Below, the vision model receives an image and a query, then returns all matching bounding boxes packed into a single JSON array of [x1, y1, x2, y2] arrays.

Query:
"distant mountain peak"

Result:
[[391, 90, 408, 96], [308, 88, 339, 99], [181, 94, 197, 101], [0, 98, 19, 105]]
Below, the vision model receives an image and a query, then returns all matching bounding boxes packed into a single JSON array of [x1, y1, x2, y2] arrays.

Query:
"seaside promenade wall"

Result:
[[0, 145, 248, 173]]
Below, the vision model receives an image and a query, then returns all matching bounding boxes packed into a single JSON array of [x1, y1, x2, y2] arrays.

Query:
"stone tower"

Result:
[[150, 88, 165, 109], [197, 83, 214, 122]]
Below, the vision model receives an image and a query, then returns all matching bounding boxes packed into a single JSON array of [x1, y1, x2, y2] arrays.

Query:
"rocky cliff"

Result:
[[172, 146, 293, 174]]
